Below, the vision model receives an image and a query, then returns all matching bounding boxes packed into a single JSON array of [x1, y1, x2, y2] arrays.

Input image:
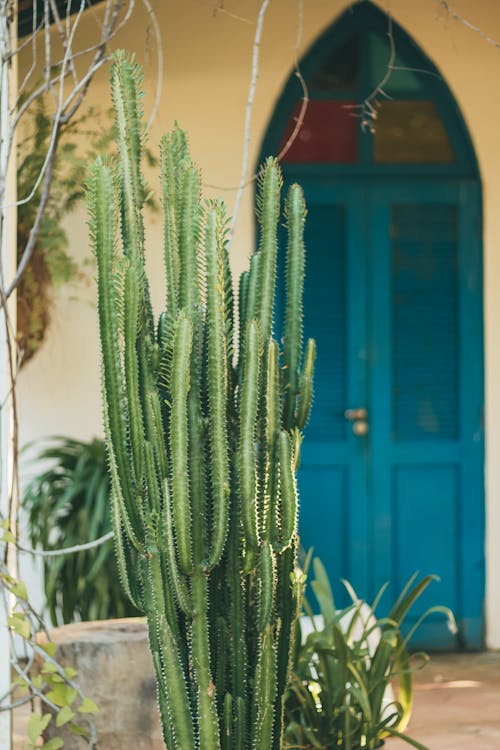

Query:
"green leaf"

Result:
[[8, 613, 30, 639], [64, 667, 77, 679], [46, 685, 77, 708], [47, 673, 65, 684], [70, 723, 89, 738], [46, 688, 66, 708], [40, 641, 57, 658], [78, 697, 99, 714], [11, 580, 28, 600], [41, 738, 64, 750], [41, 662, 59, 674], [56, 706, 75, 727], [28, 712, 52, 744], [385, 727, 430, 749]]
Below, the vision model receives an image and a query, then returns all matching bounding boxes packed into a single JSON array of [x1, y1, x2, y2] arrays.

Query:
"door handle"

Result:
[[344, 408, 368, 421], [344, 408, 369, 437]]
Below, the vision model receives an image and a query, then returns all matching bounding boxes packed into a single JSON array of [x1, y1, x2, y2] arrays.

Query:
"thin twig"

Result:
[[277, 0, 308, 162], [229, 0, 270, 242], [16, 530, 115, 557], [438, 0, 500, 49], [6, 130, 58, 297], [345, 14, 395, 132], [206, 0, 308, 193], [141, 0, 163, 132]]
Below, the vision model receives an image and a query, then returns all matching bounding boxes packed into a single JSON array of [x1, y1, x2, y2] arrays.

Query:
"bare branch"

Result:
[[438, 0, 500, 49], [229, 0, 270, 240], [277, 0, 308, 162], [206, 0, 307, 194], [141, 0, 163, 132], [345, 14, 396, 132]]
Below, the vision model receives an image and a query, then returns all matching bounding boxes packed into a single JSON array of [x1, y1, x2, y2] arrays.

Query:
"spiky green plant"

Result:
[[87, 51, 315, 750]]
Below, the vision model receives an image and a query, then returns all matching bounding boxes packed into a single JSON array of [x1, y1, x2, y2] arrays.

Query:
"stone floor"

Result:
[[12, 652, 500, 749], [389, 652, 500, 750]]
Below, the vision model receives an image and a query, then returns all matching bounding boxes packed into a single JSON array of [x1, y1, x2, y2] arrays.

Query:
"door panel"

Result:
[[391, 204, 459, 441], [293, 184, 370, 600], [369, 184, 483, 648]]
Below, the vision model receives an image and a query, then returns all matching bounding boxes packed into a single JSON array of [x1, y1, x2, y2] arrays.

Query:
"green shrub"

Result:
[[22, 437, 140, 624], [284, 558, 456, 750]]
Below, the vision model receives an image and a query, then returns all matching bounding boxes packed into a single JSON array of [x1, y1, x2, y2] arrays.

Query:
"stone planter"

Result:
[[40, 618, 163, 750]]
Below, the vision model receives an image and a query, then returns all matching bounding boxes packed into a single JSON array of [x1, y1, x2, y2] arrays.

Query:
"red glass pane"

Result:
[[279, 100, 358, 163]]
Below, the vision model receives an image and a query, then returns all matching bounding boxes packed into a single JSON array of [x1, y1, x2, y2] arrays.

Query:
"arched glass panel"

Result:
[[309, 35, 359, 93], [272, 3, 476, 171], [374, 101, 454, 163], [279, 101, 358, 163]]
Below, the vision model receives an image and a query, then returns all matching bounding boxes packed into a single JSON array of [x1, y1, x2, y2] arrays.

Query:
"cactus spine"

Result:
[[87, 52, 314, 750]]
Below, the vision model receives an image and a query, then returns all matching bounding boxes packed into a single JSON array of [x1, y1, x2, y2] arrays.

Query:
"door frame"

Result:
[[280, 176, 484, 648]]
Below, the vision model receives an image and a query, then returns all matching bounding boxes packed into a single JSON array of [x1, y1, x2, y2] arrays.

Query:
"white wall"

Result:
[[16, 0, 500, 646]]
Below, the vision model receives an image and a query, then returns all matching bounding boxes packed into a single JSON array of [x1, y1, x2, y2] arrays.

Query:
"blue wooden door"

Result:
[[294, 179, 484, 649]]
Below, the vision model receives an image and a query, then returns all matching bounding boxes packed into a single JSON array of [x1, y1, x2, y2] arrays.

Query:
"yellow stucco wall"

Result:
[[16, 0, 500, 645]]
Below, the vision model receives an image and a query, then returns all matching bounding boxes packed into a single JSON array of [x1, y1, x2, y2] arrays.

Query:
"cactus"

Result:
[[87, 52, 314, 750]]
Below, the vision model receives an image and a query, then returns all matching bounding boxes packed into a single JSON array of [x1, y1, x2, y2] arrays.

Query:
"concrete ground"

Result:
[[389, 652, 500, 750], [12, 652, 500, 749]]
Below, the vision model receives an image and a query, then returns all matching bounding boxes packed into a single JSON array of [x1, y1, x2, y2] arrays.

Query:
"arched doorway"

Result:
[[260, 1, 484, 649]]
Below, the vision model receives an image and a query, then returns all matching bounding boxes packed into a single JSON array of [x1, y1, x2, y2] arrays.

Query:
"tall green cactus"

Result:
[[87, 51, 315, 750]]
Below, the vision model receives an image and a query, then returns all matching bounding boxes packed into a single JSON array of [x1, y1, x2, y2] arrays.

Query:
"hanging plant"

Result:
[[16, 96, 157, 365]]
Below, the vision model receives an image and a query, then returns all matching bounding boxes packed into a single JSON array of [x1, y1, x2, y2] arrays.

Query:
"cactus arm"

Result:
[[257, 541, 275, 632], [179, 167, 201, 311], [245, 252, 260, 324], [214, 617, 228, 703], [110, 53, 145, 262], [256, 158, 281, 342], [278, 430, 298, 548], [221, 221, 235, 367], [238, 270, 249, 351], [88, 159, 148, 545], [87, 162, 131, 498], [187, 326, 208, 571], [205, 206, 230, 568], [297, 337, 316, 430], [239, 320, 261, 552], [171, 314, 194, 574], [227, 464, 247, 728], [122, 263, 146, 486], [274, 540, 303, 750], [222, 693, 232, 750], [160, 135, 179, 314], [251, 626, 277, 750], [265, 339, 281, 544], [159, 478, 192, 617], [238, 254, 259, 386], [283, 184, 306, 428], [146, 388, 168, 480], [235, 697, 245, 750], [187, 350, 208, 568], [111, 52, 152, 486], [265, 340, 281, 450], [191, 571, 221, 749], [151, 649, 176, 750], [145, 553, 195, 750], [110, 492, 143, 611]]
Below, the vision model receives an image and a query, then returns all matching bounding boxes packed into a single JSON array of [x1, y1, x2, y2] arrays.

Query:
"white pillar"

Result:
[[0, 2, 17, 749]]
